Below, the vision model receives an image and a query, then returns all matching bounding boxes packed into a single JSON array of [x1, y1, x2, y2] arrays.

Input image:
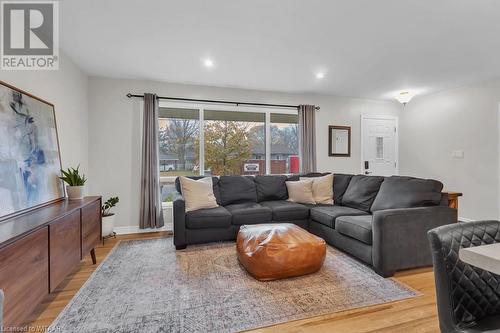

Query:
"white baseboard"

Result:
[[114, 226, 172, 235], [458, 217, 474, 222]]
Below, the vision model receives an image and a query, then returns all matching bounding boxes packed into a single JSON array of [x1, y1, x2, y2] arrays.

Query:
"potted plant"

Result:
[[102, 197, 119, 237], [60, 165, 87, 200]]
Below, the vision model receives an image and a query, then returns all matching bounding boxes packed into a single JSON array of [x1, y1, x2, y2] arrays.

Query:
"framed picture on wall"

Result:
[[0, 81, 64, 221], [328, 125, 351, 157]]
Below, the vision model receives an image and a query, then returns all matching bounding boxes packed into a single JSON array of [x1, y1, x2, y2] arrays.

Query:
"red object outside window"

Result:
[[289, 155, 299, 174]]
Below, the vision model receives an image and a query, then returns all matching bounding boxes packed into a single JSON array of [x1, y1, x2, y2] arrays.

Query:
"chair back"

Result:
[[428, 220, 500, 332]]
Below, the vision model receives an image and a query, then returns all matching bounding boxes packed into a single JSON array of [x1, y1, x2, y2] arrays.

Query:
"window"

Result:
[[270, 113, 299, 174], [158, 108, 199, 203], [204, 110, 265, 176], [158, 104, 299, 200], [158, 108, 199, 177]]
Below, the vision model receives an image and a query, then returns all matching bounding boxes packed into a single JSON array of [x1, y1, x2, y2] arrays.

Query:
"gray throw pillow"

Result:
[[341, 175, 385, 212], [370, 176, 443, 211], [254, 175, 288, 202], [219, 176, 257, 205]]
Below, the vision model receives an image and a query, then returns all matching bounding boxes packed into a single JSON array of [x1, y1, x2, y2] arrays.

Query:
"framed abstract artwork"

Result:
[[0, 81, 64, 221]]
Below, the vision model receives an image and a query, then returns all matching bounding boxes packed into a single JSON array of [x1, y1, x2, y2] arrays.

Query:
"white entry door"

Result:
[[361, 115, 398, 176]]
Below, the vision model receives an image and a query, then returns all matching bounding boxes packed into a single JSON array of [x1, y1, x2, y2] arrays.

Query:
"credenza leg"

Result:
[[90, 248, 96, 265]]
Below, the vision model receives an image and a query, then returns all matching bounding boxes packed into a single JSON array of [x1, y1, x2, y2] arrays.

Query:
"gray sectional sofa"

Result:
[[173, 173, 457, 277]]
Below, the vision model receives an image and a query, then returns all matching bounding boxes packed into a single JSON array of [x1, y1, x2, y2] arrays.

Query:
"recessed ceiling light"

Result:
[[315, 72, 325, 79], [203, 58, 214, 68]]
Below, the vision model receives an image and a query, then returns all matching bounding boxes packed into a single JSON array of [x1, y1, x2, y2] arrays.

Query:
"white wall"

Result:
[[88, 77, 400, 228], [400, 79, 500, 221], [0, 51, 89, 178]]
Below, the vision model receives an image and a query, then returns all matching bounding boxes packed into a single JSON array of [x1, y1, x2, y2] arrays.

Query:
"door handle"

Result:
[[364, 161, 370, 175]]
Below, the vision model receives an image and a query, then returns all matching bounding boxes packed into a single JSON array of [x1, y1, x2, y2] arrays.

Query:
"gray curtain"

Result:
[[298, 104, 317, 173], [139, 93, 164, 229]]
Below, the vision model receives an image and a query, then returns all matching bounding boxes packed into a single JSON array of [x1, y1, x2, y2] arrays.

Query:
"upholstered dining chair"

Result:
[[428, 220, 500, 333]]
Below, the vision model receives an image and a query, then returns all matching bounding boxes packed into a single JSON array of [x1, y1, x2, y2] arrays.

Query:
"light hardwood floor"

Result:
[[26, 232, 440, 333]]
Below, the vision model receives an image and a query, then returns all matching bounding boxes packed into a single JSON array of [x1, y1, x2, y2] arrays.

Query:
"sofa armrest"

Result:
[[173, 197, 187, 249], [372, 206, 457, 276]]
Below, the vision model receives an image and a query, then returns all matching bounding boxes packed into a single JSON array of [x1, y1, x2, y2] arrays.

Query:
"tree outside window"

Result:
[[197, 120, 252, 176], [202, 109, 265, 176], [158, 108, 199, 177]]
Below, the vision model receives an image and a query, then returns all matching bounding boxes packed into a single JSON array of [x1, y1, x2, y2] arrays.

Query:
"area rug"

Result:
[[48, 238, 419, 333]]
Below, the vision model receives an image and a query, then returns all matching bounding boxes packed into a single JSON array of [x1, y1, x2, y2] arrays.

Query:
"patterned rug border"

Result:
[[240, 279, 422, 332], [49, 237, 423, 332]]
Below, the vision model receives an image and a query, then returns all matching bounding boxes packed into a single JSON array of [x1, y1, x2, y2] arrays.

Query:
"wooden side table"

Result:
[[443, 191, 463, 210]]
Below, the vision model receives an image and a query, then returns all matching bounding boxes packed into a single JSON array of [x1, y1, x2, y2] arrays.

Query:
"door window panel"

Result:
[[376, 136, 384, 159]]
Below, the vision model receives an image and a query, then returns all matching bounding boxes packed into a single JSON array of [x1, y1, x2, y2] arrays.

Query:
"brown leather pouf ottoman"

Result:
[[236, 223, 326, 281]]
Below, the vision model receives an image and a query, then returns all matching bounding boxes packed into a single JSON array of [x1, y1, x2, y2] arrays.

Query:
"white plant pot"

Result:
[[66, 185, 84, 200], [102, 214, 116, 237]]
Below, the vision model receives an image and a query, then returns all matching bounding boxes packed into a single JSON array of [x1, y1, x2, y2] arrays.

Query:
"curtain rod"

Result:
[[126, 93, 320, 110]]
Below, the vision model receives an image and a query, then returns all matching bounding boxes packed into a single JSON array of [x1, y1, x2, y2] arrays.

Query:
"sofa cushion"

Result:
[[225, 202, 272, 225], [300, 174, 334, 204], [260, 200, 309, 221], [219, 176, 257, 206], [310, 205, 369, 228], [333, 173, 353, 204], [254, 175, 288, 202], [175, 176, 221, 204], [185, 206, 232, 229], [178, 177, 219, 212], [370, 176, 444, 211], [290, 173, 352, 204], [342, 175, 385, 212], [286, 179, 316, 204], [335, 215, 373, 245]]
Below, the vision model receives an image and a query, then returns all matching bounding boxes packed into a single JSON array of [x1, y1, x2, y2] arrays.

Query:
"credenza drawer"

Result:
[[49, 210, 81, 292], [0, 228, 49, 328], [81, 200, 101, 258]]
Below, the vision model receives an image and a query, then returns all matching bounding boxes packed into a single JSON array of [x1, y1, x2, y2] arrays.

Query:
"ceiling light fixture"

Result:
[[315, 72, 325, 79], [395, 91, 414, 106], [203, 58, 214, 68]]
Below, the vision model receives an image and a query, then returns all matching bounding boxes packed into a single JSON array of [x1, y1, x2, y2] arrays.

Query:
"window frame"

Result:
[[158, 101, 299, 182]]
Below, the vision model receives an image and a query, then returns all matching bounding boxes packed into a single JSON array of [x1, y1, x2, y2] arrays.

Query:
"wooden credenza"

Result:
[[0, 196, 102, 328]]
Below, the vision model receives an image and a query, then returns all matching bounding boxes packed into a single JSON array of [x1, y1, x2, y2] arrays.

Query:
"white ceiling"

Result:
[[60, 0, 500, 100]]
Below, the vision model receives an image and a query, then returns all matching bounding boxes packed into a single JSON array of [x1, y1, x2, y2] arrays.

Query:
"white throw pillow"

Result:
[[179, 177, 219, 212], [300, 174, 334, 205], [286, 179, 316, 204]]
